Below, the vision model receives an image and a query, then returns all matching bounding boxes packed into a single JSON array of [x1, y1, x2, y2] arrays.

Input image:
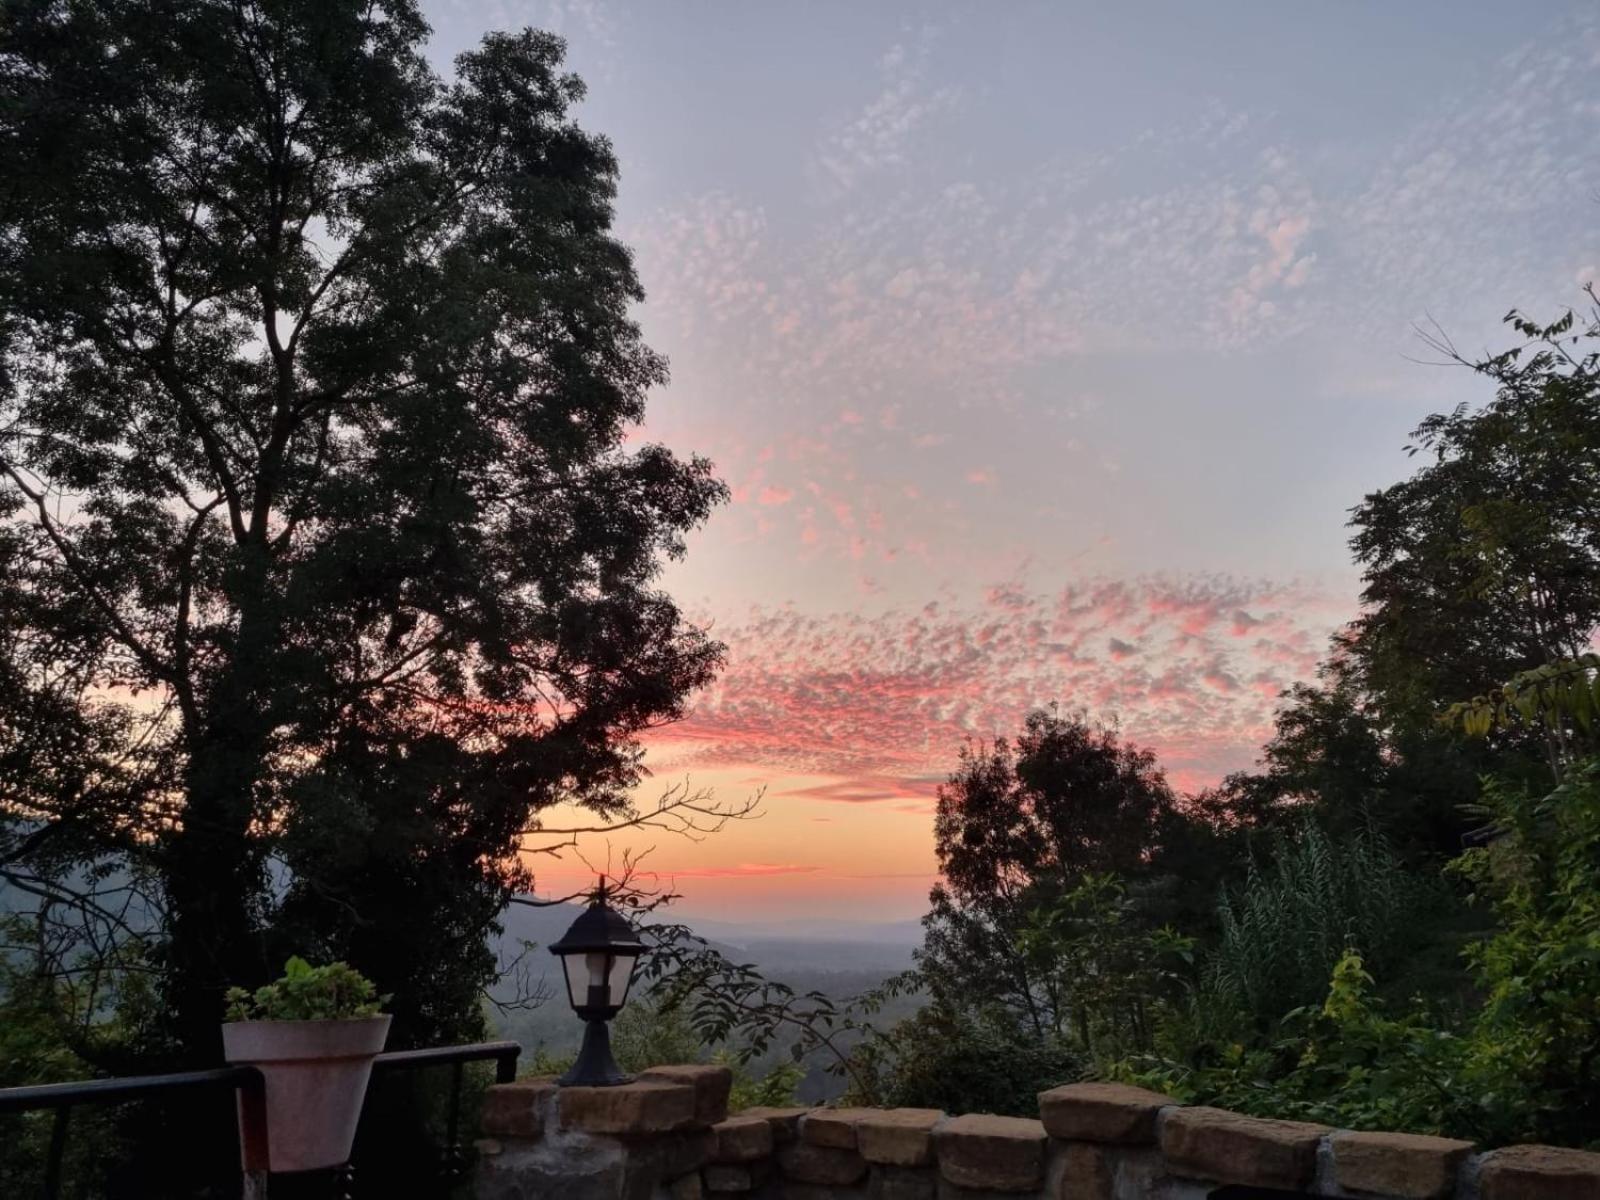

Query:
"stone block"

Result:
[[782, 1185, 868, 1200], [745, 1106, 814, 1143], [935, 1179, 1044, 1200], [714, 1114, 777, 1162], [1479, 1144, 1600, 1200], [805, 1108, 876, 1149], [858, 1110, 945, 1167], [648, 1129, 718, 1179], [642, 1065, 735, 1127], [932, 1114, 1047, 1192], [1159, 1106, 1328, 1191], [1037, 1083, 1176, 1145], [706, 1164, 758, 1193], [779, 1141, 871, 1186], [871, 1165, 937, 1200], [475, 1137, 627, 1200], [558, 1078, 697, 1135], [1046, 1141, 1113, 1200], [1330, 1130, 1474, 1199], [673, 1170, 706, 1200], [480, 1079, 556, 1139]]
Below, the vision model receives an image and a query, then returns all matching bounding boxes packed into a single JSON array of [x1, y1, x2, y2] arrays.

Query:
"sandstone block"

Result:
[[642, 1065, 735, 1126], [805, 1108, 877, 1149], [480, 1079, 556, 1139], [651, 1130, 718, 1179], [872, 1165, 937, 1200], [1479, 1144, 1600, 1200], [858, 1109, 945, 1166], [475, 1138, 626, 1200], [1159, 1106, 1328, 1190], [1047, 1142, 1113, 1200], [780, 1141, 871, 1186], [1037, 1083, 1176, 1145], [744, 1106, 814, 1143], [558, 1078, 696, 1135], [706, 1164, 757, 1193], [782, 1185, 868, 1200], [935, 1179, 1048, 1200], [714, 1114, 777, 1162], [673, 1171, 706, 1200], [1330, 1130, 1474, 1199], [933, 1114, 1047, 1192]]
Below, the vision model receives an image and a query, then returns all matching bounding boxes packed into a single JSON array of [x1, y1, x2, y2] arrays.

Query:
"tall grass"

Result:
[[1202, 823, 1441, 1029]]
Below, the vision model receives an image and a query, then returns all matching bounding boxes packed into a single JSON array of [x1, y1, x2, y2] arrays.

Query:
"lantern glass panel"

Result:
[[606, 948, 640, 1008], [558, 951, 599, 1010]]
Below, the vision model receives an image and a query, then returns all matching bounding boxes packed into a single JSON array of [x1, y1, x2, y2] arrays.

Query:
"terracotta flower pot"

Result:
[[222, 1015, 392, 1172]]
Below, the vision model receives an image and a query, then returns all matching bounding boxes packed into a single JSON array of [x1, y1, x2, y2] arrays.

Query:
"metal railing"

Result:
[[0, 1064, 270, 1198], [363, 1040, 521, 1190], [0, 1040, 520, 1200]]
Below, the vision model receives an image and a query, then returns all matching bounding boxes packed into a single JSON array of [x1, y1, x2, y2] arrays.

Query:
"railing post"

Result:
[[495, 1046, 518, 1083], [236, 1066, 270, 1199], [442, 1060, 465, 1180], [44, 1106, 70, 1200]]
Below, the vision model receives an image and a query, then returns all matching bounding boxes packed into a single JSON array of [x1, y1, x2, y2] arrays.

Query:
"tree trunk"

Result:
[[162, 565, 279, 1062]]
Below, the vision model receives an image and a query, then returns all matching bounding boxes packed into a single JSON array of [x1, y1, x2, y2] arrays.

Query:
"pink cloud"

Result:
[[645, 575, 1351, 806], [757, 485, 795, 506]]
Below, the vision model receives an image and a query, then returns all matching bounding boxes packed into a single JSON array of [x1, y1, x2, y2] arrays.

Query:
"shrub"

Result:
[[847, 1004, 1081, 1116], [1201, 822, 1444, 1033]]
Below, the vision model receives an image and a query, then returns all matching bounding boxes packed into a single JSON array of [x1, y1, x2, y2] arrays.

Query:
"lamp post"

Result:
[[548, 876, 645, 1087]]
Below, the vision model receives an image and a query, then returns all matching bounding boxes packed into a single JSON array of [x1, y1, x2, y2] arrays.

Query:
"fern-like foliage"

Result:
[[1201, 823, 1440, 1030]]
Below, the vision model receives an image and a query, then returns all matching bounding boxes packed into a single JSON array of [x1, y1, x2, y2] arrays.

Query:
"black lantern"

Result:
[[548, 876, 644, 1086]]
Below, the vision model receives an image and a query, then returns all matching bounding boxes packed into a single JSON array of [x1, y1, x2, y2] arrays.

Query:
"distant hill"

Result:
[[3, 873, 919, 1085], [673, 913, 923, 948], [484, 901, 920, 1078]]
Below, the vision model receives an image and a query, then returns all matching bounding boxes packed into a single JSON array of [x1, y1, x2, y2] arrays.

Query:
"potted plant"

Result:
[[222, 957, 392, 1173]]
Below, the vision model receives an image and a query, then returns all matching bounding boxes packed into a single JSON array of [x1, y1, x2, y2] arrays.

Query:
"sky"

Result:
[[419, 1, 1600, 923]]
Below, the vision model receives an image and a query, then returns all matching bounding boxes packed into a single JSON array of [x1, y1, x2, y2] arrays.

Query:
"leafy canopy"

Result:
[[0, 0, 725, 1056]]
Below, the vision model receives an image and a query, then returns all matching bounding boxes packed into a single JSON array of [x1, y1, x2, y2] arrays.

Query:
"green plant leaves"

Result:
[[224, 959, 387, 1022]]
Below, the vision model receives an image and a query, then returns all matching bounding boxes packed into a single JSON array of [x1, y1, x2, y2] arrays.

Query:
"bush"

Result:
[[612, 996, 706, 1073], [847, 1004, 1081, 1116], [1119, 760, 1600, 1149], [725, 1054, 804, 1111], [1201, 822, 1444, 1034]]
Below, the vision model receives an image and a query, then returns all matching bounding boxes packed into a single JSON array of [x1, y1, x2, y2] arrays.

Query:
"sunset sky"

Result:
[[421, 1, 1600, 922]]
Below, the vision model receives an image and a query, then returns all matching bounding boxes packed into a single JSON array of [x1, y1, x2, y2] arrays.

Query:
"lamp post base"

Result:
[[557, 1018, 632, 1087]]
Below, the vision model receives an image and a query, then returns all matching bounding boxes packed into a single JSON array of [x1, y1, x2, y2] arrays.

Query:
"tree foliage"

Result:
[[1344, 303, 1600, 778], [919, 710, 1181, 1041], [1125, 759, 1600, 1149], [1186, 821, 1449, 1046], [0, 0, 725, 1058]]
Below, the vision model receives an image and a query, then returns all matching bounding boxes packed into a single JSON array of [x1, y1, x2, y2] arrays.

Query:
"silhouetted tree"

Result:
[[1213, 302, 1600, 858], [0, 0, 726, 1059], [918, 710, 1180, 1039]]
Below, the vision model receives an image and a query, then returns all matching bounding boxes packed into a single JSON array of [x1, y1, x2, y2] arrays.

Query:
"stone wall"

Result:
[[474, 1067, 1600, 1200]]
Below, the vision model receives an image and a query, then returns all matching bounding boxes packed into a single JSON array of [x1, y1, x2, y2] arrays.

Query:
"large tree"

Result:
[[918, 709, 1181, 1041], [1213, 304, 1600, 857], [0, 0, 726, 1059]]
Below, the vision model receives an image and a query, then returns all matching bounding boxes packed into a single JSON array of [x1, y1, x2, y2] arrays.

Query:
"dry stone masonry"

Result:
[[475, 1068, 1600, 1200]]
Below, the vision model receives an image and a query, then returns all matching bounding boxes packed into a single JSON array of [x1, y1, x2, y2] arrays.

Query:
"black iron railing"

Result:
[[0, 1064, 270, 1198], [363, 1040, 521, 1189], [0, 1039, 520, 1200]]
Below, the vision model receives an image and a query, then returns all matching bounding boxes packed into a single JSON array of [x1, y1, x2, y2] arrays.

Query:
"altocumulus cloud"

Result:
[[647, 574, 1351, 799]]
